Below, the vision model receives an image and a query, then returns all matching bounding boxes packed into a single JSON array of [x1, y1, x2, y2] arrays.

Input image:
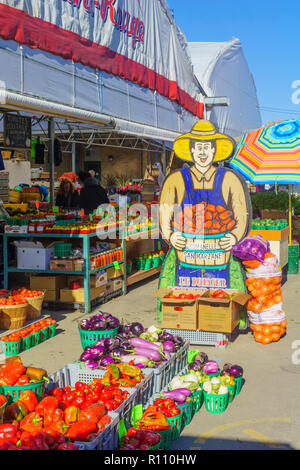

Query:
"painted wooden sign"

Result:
[[159, 120, 252, 291]]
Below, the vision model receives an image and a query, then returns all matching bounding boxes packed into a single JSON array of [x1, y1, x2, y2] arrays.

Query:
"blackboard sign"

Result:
[[4, 114, 32, 149]]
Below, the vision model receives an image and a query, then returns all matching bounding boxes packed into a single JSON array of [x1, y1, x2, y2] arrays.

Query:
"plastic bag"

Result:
[[232, 235, 270, 262]]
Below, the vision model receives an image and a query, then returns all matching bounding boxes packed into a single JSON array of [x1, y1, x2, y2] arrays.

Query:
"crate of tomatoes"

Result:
[[1, 318, 57, 356], [11, 288, 45, 321]]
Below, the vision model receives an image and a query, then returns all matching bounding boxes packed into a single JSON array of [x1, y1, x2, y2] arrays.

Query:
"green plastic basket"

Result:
[[234, 376, 243, 395], [54, 242, 72, 258], [177, 400, 193, 428], [191, 389, 204, 413], [155, 429, 172, 450], [207, 369, 221, 378], [21, 336, 32, 351], [204, 391, 229, 413], [47, 324, 57, 338], [152, 256, 160, 268], [78, 327, 118, 349], [0, 380, 46, 402], [0, 400, 7, 424], [1, 339, 21, 357], [166, 409, 183, 440], [228, 384, 236, 403], [30, 331, 40, 347], [39, 327, 48, 343]]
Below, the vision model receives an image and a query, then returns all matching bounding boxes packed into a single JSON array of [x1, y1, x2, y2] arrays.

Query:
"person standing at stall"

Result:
[[78, 171, 109, 215], [55, 178, 80, 209]]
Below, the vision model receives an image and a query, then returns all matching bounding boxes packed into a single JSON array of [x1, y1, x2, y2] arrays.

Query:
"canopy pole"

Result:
[[48, 117, 55, 207], [289, 184, 292, 245]]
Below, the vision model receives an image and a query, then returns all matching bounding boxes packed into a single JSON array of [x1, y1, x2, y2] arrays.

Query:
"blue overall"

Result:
[[176, 167, 230, 288]]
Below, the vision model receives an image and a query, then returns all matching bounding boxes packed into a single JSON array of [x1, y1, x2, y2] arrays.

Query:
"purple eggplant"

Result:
[[163, 341, 176, 354], [98, 356, 115, 367], [80, 350, 93, 362], [203, 361, 219, 374], [84, 360, 99, 370], [79, 319, 90, 330], [164, 390, 187, 403], [134, 347, 162, 362], [159, 331, 174, 342], [189, 361, 202, 372], [129, 337, 160, 351], [129, 322, 144, 336], [170, 388, 192, 396], [94, 338, 106, 347], [230, 365, 243, 378], [223, 363, 233, 372], [111, 348, 126, 358], [194, 352, 208, 365], [104, 338, 120, 351]]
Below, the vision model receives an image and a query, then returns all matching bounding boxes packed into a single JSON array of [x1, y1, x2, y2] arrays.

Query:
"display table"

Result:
[[3, 230, 126, 314], [248, 226, 289, 267]]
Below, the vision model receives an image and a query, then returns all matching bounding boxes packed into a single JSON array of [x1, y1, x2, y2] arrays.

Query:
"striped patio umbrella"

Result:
[[230, 119, 300, 243]]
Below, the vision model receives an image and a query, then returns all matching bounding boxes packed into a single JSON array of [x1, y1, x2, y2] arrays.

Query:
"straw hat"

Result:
[[173, 120, 235, 162]]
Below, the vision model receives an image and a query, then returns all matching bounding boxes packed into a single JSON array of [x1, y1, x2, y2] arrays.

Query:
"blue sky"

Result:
[[167, 0, 300, 126]]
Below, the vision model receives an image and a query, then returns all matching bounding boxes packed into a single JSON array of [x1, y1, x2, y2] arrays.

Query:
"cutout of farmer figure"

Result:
[[159, 120, 251, 289]]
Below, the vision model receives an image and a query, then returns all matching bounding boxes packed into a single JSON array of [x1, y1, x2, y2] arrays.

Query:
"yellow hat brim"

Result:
[[173, 133, 235, 162]]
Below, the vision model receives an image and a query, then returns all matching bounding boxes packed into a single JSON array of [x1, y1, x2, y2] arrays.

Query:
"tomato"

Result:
[[270, 325, 281, 333], [281, 320, 287, 328], [254, 333, 264, 343]]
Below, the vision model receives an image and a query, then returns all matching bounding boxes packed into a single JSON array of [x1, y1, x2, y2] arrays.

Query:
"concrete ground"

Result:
[[1, 273, 300, 450]]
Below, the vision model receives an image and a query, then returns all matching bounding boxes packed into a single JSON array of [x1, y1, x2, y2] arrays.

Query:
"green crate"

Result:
[[30, 331, 41, 347], [234, 376, 243, 395], [54, 242, 72, 257], [47, 324, 57, 338], [228, 384, 236, 403], [177, 400, 194, 428], [203, 392, 229, 413], [1, 339, 21, 357], [166, 409, 183, 440], [191, 389, 204, 413], [0, 380, 46, 402], [21, 336, 32, 351], [78, 327, 118, 349]]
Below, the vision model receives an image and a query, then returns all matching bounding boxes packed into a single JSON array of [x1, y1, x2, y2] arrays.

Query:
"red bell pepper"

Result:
[[66, 420, 97, 441], [14, 374, 30, 386], [19, 411, 43, 430], [0, 437, 16, 450], [0, 361, 26, 386], [43, 408, 64, 428], [35, 396, 59, 416], [0, 424, 21, 445], [18, 390, 38, 412], [78, 403, 106, 424]]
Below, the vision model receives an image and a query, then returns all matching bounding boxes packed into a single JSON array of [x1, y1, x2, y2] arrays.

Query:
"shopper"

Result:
[[55, 178, 80, 209], [78, 171, 109, 215]]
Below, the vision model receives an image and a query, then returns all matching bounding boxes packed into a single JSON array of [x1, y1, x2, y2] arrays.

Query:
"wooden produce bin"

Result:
[[197, 290, 250, 334], [248, 226, 289, 267]]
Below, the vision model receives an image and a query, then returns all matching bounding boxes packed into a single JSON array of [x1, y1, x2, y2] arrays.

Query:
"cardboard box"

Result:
[[154, 288, 205, 330], [112, 277, 123, 292], [60, 285, 105, 303], [14, 241, 54, 270], [105, 281, 114, 295], [50, 259, 74, 271], [67, 271, 107, 289], [44, 290, 60, 302], [197, 289, 250, 333], [30, 274, 67, 291], [106, 263, 124, 280]]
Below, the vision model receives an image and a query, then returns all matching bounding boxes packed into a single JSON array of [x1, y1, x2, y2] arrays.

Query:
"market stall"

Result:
[[0, 315, 246, 451]]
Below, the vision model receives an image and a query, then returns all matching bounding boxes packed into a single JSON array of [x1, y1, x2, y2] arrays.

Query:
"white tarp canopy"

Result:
[[0, 0, 205, 142], [188, 38, 262, 138]]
